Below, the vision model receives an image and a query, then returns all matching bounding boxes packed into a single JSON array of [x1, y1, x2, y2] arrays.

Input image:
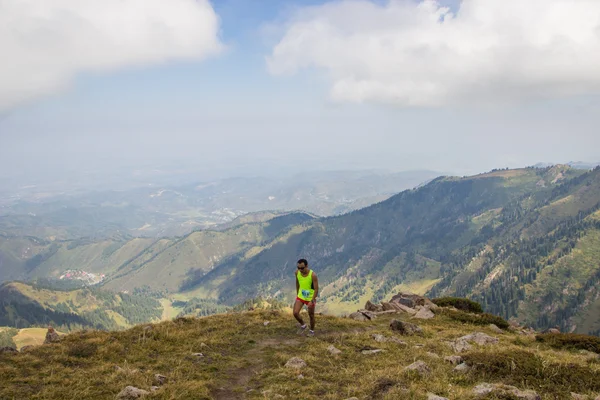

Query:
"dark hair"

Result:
[[297, 258, 308, 266]]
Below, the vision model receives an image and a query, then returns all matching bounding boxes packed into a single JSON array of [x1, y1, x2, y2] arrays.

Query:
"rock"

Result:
[[427, 394, 449, 400], [328, 345, 342, 355], [472, 383, 541, 400], [444, 355, 463, 365], [372, 334, 407, 345], [426, 352, 440, 359], [44, 327, 60, 344], [390, 319, 423, 335], [395, 303, 419, 315], [459, 332, 499, 346], [489, 324, 504, 334], [116, 386, 149, 399], [150, 386, 159, 392], [274, 395, 285, 399], [424, 299, 440, 311], [284, 357, 307, 369], [381, 301, 397, 311], [297, 374, 304, 380], [391, 292, 427, 307], [349, 312, 369, 322], [548, 328, 561, 334], [191, 353, 204, 357], [453, 363, 470, 373], [372, 334, 387, 342], [373, 310, 398, 315], [570, 394, 588, 400], [404, 360, 431, 376], [344, 398, 359, 400], [446, 339, 472, 353], [0, 346, 18, 353], [154, 374, 167, 386], [361, 349, 385, 355], [413, 307, 435, 320], [357, 309, 377, 320], [263, 321, 270, 326], [20, 345, 35, 352], [365, 300, 383, 312]]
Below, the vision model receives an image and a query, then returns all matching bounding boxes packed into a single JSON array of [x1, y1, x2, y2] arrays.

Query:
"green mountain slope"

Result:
[[0, 282, 162, 331]]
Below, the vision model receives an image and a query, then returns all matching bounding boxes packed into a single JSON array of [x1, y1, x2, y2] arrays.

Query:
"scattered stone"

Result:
[[444, 355, 463, 365], [344, 398, 359, 400], [154, 374, 167, 386], [426, 352, 440, 359], [273, 395, 285, 399], [459, 332, 499, 346], [489, 324, 504, 334], [44, 327, 60, 344], [191, 353, 204, 357], [404, 360, 431, 376], [548, 328, 561, 334], [381, 302, 397, 311], [264, 321, 270, 326], [424, 299, 440, 311], [390, 319, 423, 335], [427, 394, 449, 400], [150, 386, 159, 392], [361, 349, 385, 355], [20, 345, 35, 352], [0, 347, 18, 353], [446, 339, 472, 353], [365, 300, 384, 312], [199, 343, 208, 348], [349, 312, 369, 322], [284, 357, 307, 369], [453, 363, 470, 373], [373, 310, 398, 315], [571, 394, 588, 400], [389, 337, 408, 345], [116, 386, 149, 399], [297, 374, 304, 380], [372, 334, 387, 343], [328, 345, 342, 355], [395, 303, 419, 315], [472, 383, 541, 399], [413, 307, 435, 320]]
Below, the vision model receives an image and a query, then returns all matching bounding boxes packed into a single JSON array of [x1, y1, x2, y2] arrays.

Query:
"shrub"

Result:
[[463, 350, 600, 396], [67, 342, 98, 358], [443, 309, 509, 329], [431, 297, 483, 313], [535, 333, 600, 354]]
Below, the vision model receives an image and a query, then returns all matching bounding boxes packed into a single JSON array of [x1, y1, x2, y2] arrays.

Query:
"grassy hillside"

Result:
[[0, 282, 162, 332], [1, 306, 600, 399]]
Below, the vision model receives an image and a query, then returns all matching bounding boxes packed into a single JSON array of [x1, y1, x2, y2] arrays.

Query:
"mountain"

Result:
[[186, 165, 600, 334], [0, 281, 162, 331], [1, 302, 600, 399]]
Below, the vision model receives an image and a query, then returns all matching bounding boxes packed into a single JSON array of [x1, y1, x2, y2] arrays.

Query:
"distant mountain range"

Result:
[[2, 164, 600, 335], [533, 161, 600, 170]]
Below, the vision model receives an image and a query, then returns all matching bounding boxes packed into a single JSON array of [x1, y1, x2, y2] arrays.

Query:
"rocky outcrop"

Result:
[[413, 307, 435, 319], [365, 300, 383, 312], [472, 383, 541, 399], [44, 327, 61, 344]]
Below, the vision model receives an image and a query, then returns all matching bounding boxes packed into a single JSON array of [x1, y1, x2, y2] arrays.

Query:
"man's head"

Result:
[[297, 258, 308, 270]]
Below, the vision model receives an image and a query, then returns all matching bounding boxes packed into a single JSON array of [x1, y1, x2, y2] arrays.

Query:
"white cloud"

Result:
[[0, 0, 222, 112], [267, 0, 600, 107]]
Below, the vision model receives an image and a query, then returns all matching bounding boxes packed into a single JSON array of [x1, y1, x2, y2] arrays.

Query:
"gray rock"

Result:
[[44, 327, 61, 344], [381, 301, 397, 311], [390, 320, 423, 335], [396, 297, 416, 308], [344, 398, 359, 400], [19, 345, 35, 352], [358, 310, 377, 320], [446, 339, 472, 353], [297, 374, 304, 380], [154, 374, 167, 386], [264, 321, 270, 326], [0, 346, 18, 353], [395, 303, 419, 315], [404, 360, 431, 376], [426, 352, 440, 359], [460, 332, 499, 346], [546, 328, 561, 334], [328, 345, 342, 355], [191, 353, 204, 357], [373, 310, 398, 315], [427, 394, 449, 400], [365, 300, 383, 312], [150, 386, 159, 392], [284, 357, 307, 369], [489, 324, 504, 334], [116, 386, 150, 399], [361, 349, 385, 355], [472, 383, 541, 400], [453, 363, 470, 373], [444, 355, 463, 365], [349, 312, 369, 322], [372, 334, 387, 343], [413, 307, 435, 320], [424, 299, 440, 311]]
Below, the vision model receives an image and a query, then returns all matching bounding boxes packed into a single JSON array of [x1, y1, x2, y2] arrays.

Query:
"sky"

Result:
[[1, 0, 599, 186]]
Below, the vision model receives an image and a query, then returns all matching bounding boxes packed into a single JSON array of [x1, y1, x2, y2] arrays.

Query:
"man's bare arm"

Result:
[[312, 272, 319, 300]]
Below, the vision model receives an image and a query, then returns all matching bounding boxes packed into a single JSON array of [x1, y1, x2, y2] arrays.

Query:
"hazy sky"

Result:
[[1, 0, 599, 184]]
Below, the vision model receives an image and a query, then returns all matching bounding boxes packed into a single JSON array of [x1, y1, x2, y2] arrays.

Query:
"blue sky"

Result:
[[0, 0, 598, 185]]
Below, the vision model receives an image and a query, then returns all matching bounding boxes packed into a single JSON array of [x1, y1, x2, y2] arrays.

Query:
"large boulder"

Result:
[[413, 307, 435, 320], [357, 310, 377, 320], [349, 312, 369, 322], [390, 320, 423, 335], [391, 292, 427, 308], [365, 300, 383, 312], [404, 360, 431, 376]]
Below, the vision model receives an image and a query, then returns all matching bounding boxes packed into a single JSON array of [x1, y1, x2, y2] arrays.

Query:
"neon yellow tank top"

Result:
[[297, 270, 314, 301]]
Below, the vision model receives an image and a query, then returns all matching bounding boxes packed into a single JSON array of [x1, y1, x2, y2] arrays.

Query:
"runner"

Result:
[[293, 258, 319, 337]]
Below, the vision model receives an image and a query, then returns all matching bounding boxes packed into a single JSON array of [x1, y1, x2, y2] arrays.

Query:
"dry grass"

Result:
[[1, 310, 599, 400]]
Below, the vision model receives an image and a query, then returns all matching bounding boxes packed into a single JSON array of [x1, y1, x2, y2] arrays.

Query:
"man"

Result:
[[293, 258, 318, 336]]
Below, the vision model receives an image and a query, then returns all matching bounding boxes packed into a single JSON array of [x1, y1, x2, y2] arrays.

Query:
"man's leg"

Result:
[[293, 299, 305, 326], [308, 303, 316, 331]]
